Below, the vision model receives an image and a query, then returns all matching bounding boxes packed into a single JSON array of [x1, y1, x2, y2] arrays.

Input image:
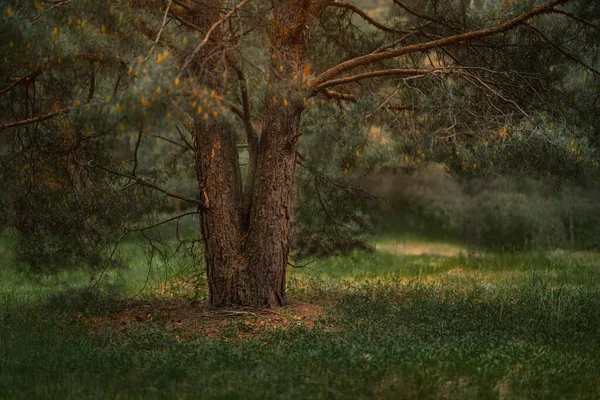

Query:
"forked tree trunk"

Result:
[[198, 106, 303, 307], [192, 0, 309, 307], [197, 107, 302, 307], [196, 106, 302, 307]]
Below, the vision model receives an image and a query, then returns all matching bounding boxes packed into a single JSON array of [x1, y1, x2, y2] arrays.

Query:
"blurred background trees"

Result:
[[296, 0, 600, 253]]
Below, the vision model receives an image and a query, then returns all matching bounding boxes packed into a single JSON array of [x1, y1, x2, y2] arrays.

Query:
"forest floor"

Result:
[[1, 236, 600, 399]]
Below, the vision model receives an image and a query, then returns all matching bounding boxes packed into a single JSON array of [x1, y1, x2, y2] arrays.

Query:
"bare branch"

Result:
[[0, 73, 38, 95], [32, 0, 71, 21], [392, 0, 456, 30], [297, 156, 386, 202], [551, 8, 600, 31], [175, 125, 195, 151], [145, 0, 173, 62], [131, 126, 144, 177], [124, 211, 200, 233], [154, 134, 191, 150]]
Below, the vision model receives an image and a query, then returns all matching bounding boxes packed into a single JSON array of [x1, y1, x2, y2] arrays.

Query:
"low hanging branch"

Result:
[[89, 161, 207, 208], [313, 65, 529, 92]]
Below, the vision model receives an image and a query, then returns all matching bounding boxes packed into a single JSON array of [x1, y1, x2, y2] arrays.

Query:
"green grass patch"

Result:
[[1, 236, 600, 399]]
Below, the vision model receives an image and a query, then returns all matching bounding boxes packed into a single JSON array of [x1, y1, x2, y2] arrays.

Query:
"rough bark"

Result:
[[243, 102, 304, 306], [197, 103, 303, 306], [189, 0, 312, 307], [189, 0, 246, 306], [195, 119, 245, 305], [234, 0, 310, 306]]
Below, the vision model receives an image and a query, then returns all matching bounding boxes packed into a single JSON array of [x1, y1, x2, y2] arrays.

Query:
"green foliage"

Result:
[[372, 166, 600, 250], [0, 0, 205, 274], [294, 98, 387, 259]]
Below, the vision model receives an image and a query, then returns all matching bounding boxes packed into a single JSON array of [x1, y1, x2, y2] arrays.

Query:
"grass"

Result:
[[1, 235, 600, 399]]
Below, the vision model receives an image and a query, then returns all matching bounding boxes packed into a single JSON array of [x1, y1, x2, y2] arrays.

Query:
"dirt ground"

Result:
[[79, 298, 326, 339]]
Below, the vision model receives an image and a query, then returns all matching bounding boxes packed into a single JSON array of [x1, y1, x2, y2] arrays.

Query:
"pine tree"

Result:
[[1, 0, 598, 306]]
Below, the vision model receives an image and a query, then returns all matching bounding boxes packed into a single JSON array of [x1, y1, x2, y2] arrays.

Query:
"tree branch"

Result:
[[145, 0, 173, 62], [124, 211, 200, 233], [0, 106, 74, 130], [175, 125, 195, 151], [392, 0, 456, 30], [321, 89, 357, 102], [526, 23, 600, 77], [89, 162, 207, 208], [131, 126, 143, 177], [309, 0, 571, 88], [154, 134, 191, 150], [314, 68, 438, 90], [327, 2, 408, 34], [178, 0, 252, 77], [551, 8, 600, 31], [0, 73, 38, 95]]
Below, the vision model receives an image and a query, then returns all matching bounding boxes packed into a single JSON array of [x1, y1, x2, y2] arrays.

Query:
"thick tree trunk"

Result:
[[189, 0, 247, 306], [197, 104, 302, 307], [242, 103, 304, 306], [232, 0, 311, 306], [195, 120, 245, 306], [192, 0, 309, 307]]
